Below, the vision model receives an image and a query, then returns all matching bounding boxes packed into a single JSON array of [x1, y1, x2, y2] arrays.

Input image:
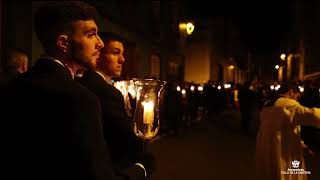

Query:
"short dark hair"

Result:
[[34, 1, 99, 52], [278, 81, 300, 94], [98, 32, 126, 46]]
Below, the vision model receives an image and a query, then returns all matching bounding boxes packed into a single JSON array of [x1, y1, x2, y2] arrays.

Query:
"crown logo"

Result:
[[292, 160, 300, 168]]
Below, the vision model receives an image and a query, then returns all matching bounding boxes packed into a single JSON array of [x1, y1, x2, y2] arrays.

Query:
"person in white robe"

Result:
[[255, 82, 320, 180]]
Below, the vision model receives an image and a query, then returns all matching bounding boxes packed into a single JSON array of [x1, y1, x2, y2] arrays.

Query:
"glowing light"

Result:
[[298, 86, 304, 93], [198, 86, 203, 91], [270, 85, 275, 90], [275, 65, 280, 69], [142, 101, 154, 124], [190, 85, 195, 92], [280, 54, 286, 61], [224, 84, 231, 89], [186, 22, 194, 35], [275, 84, 281, 91], [217, 85, 222, 90], [179, 22, 195, 35], [181, 89, 186, 95], [176, 86, 181, 92], [228, 65, 235, 70]]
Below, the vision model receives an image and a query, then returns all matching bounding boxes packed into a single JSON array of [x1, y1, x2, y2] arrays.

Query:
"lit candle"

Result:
[[142, 101, 154, 124], [181, 89, 187, 99]]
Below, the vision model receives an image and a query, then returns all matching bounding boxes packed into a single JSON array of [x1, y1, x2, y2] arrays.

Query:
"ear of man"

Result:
[[57, 34, 69, 53]]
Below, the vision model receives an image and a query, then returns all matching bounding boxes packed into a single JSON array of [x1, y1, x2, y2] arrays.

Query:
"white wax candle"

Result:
[[143, 101, 154, 124]]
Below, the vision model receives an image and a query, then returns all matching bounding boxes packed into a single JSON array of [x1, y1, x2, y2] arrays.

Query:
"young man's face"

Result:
[[68, 20, 104, 69], [99, 40, 125, 77]]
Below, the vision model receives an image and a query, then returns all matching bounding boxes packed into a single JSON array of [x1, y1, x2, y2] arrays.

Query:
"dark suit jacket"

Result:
[[0, 69, 20, 83], [77, 70, 144, 174], [1, 58, 115, 180], [0, 69, 21, 89]]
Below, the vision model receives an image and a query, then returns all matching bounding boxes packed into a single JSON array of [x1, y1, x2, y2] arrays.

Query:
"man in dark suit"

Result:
[[77, 32, 154, 180], [1, 2, 138, 180]]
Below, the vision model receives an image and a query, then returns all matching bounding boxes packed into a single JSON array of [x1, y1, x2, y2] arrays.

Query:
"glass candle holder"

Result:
[[133, 79, 166, 139]]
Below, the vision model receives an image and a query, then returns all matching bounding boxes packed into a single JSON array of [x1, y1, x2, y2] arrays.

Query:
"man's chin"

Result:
[[81, 62, 96, 70]]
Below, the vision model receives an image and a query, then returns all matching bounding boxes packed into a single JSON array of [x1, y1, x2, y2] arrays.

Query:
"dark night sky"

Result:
[[184, 0, 294, 55]]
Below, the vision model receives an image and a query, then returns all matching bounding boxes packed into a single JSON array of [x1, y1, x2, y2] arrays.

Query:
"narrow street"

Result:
[[148, 109, 258, 180]]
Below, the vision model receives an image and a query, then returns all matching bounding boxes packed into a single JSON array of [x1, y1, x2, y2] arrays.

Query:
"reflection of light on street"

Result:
[[217, 85, 222, 90], [198, 86, 203, 91], [176, 86, 181, 91], [190, 85, 195, 92], [298, 86, 304, 93]]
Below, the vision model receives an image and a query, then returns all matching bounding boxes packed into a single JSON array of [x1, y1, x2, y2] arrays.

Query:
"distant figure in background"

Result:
[[255, 81, 320, 180], [163, 81, 181, 136], [239, 81, 257, 135], [0, 48, 29, 85], [233, 83, 241, 111]]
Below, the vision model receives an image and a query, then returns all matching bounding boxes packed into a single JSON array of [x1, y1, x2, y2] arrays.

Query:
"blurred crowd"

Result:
[[160, 79, 319, 145]]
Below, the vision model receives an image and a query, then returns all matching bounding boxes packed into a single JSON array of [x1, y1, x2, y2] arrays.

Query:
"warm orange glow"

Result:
[[228, 65, 235, 70], [179, 23, 186, 30]]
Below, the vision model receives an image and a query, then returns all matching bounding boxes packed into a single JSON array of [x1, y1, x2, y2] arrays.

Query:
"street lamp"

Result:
[[179, 22, 195, 35], [275, 65, 280, 70], [186, 22, 195, 35]]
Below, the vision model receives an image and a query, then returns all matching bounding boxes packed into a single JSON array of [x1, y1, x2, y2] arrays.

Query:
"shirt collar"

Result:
[[95, 70, 113, 85], [40, 55, 75, 79]]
